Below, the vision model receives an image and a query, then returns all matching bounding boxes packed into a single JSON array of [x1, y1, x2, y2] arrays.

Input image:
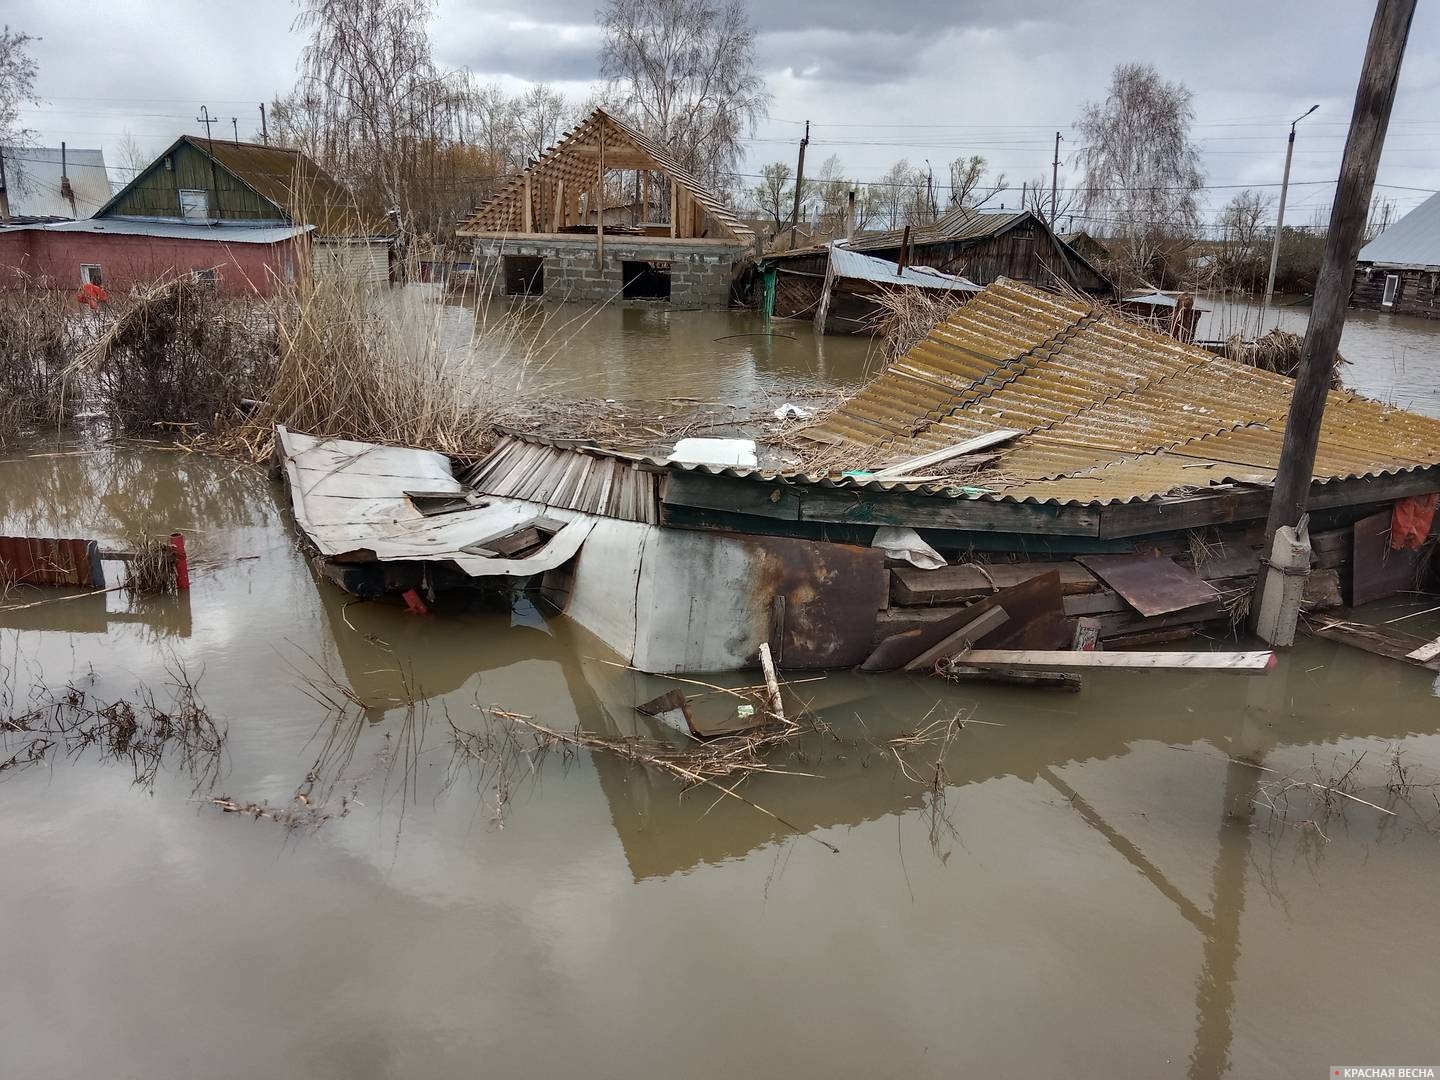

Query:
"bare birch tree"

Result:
[[0, 26, 40, 147], [1077, 63, 1204, 284], [598, 0, 769, 188], [750, 161, 792, 232], [948, 155, 1006, 210], [512, 84, 570, 165]]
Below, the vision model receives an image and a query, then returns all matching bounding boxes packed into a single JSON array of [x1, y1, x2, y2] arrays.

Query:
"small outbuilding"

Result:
[[455, 109, 754, 308], [1352, 190, 1440, 318], [0, 135, 392, 297]]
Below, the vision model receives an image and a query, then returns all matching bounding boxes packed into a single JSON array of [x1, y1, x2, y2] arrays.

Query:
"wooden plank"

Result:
[[1063, 589, 1125, 616], [863, 571, 1067, 672], [1304, 614, 1440, 671], [797, 488, 1103, 537], [1406, 635, 1440, 663], [941, 665, 1082, 691], [661, 471, 802, 521], [903, 607, 1010, 671], [871, 429, 1021, 479], [891, 561, 1099, 605], [957, 649, 1276, 672], [1076, 553, 1218, 617], [1352, 510, 1420, 606], [872, 605, 969, 644]]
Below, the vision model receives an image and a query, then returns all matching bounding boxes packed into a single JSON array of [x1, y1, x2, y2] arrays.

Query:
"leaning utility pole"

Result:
[[1262, 0, 1416, 552], [1261, 104, 1319, 318], [1049, 131, 1062, 226], [259, 103, 269, 145], [0, 148, 11, 224], [788, 120, 809, 249]]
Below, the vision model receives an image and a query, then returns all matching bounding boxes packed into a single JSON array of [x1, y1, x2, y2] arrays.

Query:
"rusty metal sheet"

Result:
[[0, 536, 103, 588], [750, 535, 887, 669], [1352, 511, 1422, 607], [1076, 554, 1216, 618], [862, 569, 1068, 672]]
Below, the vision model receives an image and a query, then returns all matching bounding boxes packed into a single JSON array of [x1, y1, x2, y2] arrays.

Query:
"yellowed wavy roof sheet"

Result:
[[807, 278, 1440, 505]]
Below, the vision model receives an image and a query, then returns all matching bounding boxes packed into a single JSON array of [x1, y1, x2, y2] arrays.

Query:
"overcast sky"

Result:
[[11, 0, 1440, 225]]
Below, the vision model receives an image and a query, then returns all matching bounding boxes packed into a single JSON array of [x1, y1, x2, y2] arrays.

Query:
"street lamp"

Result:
[[1262, 104, 1320, 317]]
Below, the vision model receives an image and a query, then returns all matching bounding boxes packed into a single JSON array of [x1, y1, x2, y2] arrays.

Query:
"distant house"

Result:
[[0, 145, 113, 222], [1352, 190, 1440, 318], [762, 207, 1113, 321], [0, 135, 392, 297], [456, 108, 754, 308], [1061, 230, 1111, 265]]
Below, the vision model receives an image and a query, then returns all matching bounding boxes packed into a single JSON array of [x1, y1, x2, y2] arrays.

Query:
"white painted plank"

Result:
[[1405, 636, 1440, 662], [871, 428, 1021, 479], [956, 649, 1276, 672]]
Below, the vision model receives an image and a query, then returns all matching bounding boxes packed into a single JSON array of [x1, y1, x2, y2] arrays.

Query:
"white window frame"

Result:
[[178, 188, 211, 221], [1382, 273, 1400, 308], [80, 264, 103, 286]]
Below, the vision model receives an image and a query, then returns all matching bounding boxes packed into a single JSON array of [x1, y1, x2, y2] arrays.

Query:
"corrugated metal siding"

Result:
[[0, 536, 102, 587], [464, 437, 662, 523], [314, 240, 390, 285]]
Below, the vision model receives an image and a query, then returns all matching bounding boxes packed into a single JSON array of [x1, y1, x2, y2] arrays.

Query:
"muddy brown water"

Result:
[[4, 307, 1440, 1078]]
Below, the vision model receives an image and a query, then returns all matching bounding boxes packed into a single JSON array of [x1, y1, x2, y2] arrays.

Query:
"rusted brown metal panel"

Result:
[[748, 536, 886, 669], [1351, 511, 1422, 606], [1076, 554, 1217, 618]]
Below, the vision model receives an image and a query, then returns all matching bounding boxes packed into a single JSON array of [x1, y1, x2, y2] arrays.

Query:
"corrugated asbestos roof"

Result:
[[1357, 189, 1440, 267], [828, 246, 981, 290], [456, 109, 753, 244], [797, 278, 1440, 504]]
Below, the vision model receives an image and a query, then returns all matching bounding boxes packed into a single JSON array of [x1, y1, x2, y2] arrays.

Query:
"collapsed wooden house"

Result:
[[774, 245, 981, 335], [276, 279, 1440, 675], [454, 109, 754, 308], [763, 207, 1113, 324]]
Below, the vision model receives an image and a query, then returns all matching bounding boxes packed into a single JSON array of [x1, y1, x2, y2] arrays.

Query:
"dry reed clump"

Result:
[[0, 285, 77, 445], [240, 266, 522, 460], [123, 537, 178, 596], [70, 277, 278, 437], [1224, 327, 1347, 388], [865, 285, 973, 365]]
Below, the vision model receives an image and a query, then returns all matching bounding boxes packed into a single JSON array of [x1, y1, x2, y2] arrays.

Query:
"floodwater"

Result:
[[4, 440, 1440, 1079], [449, 292, 1440, 418], [1198, 295, 1440, 418]]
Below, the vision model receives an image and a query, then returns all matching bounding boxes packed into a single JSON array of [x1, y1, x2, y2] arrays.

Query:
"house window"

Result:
[[179, 189, 211, 220], [622, 260, 672, 300], [80, 264, 103, 286], [503, 255, 544, 296], [191, 267, 218, 288], [1381, 273, 1400, 308]]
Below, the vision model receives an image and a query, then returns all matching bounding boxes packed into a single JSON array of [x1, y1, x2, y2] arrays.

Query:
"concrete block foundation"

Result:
[[472, 235, 747, 309]]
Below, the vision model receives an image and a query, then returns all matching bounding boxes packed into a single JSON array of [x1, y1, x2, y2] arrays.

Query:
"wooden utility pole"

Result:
[[1049, 131, 1062, 226], [259, 103, 269, 145], [595, 122, 605, 269], [0, 148, 10, 224], [788, 120, 809, 249], [1262, 0, 1416, 548]]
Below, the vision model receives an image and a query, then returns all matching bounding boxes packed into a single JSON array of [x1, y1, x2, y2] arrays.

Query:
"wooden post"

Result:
[[788, 120, 809, 250], [846, 190, 856, 241], [758, 642, 788, 725], [641, 170, 650, 224], [1261, 0, 1416, 551], [897, 224, 911, 275], [670, 180, 678, 237], [551, 178, 564, 231], [595, 124, 605, 269], [522, 174, 533, 233]]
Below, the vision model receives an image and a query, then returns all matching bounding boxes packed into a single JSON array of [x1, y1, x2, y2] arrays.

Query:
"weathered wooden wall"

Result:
[[1350, 264, 1440, 318], [107, 142, 281, 222], [864, 220, 1111, 295]]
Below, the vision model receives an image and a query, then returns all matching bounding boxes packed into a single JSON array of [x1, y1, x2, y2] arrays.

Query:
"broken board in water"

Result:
[[862, 570, 1067, 672], [1076, 553, 1216, 618]]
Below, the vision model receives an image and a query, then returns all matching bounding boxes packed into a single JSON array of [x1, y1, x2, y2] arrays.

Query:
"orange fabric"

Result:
[[1390, 493, 1439, 551], [75, 282, 109, 311]]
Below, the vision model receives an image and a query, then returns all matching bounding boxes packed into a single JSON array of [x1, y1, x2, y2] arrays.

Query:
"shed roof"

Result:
[[0, 146, 112, 219], [1357, 189, 1440, 268], [799, 278, 1440, 504], [828, 246, 981, 290], [1, 218, 312, 243], [94, 136, 392, 238], [456, 108, 753, 244]]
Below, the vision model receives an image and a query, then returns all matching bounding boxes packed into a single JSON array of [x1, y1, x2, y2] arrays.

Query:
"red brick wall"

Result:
[[0, 229, 299, 297]]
